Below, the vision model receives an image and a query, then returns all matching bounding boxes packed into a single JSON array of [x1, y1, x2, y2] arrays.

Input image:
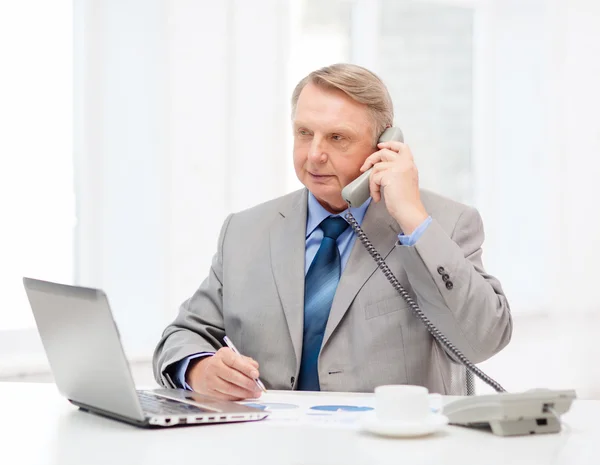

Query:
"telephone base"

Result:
[[492, 417, 561, 436], [443, 389, 576, 436], [454, 417, 561, 436]]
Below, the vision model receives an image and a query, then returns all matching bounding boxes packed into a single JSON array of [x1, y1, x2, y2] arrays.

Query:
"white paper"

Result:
[[238, 390, 376, 429]]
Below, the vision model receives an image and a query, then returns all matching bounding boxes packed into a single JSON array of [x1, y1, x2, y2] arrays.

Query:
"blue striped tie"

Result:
[[298, 216, 349, 391]]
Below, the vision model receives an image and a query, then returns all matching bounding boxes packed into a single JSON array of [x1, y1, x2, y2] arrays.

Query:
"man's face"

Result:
[[293, 82, 376, 213]]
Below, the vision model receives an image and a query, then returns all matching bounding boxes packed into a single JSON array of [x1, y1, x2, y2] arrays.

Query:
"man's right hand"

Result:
[[186, 347, 262, 401]]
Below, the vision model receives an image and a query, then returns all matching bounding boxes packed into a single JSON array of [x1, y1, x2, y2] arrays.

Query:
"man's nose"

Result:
[[307, 136, 327, 163]]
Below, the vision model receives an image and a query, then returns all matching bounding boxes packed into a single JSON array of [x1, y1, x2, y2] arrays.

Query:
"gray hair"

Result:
[[291, 63, 394, 140]]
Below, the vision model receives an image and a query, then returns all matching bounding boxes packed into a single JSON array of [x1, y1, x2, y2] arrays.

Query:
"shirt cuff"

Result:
[[397, 216, 432, 246], [172, 352, 215, 390]]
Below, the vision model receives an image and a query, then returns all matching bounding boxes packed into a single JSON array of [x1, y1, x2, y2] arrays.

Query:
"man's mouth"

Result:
[[308, 172, 333, 178]]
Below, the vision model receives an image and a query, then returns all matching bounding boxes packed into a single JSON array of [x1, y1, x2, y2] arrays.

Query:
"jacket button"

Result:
[[290, 376, 295, 387], [442, 273, 450, 282], [446, 281, 454, 290], [437, 266, 445, 275]]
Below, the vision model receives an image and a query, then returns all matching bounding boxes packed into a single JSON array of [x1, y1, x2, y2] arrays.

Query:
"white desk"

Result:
[[1, 382, 598, 465]]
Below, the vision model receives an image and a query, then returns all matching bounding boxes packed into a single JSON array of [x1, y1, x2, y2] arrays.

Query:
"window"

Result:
[[286, 0, 475, 204], [377, 0, 474, 203], [286, 0, 353, 191]]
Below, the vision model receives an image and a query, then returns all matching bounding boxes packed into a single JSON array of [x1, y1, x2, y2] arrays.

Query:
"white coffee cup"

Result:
[[374, 385, 442, 423]]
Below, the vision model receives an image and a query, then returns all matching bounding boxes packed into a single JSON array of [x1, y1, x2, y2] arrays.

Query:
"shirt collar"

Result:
[[306, 191, 372, 238]]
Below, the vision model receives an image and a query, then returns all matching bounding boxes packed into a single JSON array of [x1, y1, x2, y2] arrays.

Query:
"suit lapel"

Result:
[[322, 198, 402, 347], [269, 189, 308, 372]]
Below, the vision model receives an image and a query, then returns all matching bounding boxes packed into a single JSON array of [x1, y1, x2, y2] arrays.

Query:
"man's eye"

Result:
[[332, 134, 343, 141], [298, 129, 310, 136]]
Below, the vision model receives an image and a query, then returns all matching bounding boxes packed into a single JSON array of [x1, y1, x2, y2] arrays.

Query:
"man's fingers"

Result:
[[220, 348, 260, 379], [369, 169, 381, 202], [188, 349, 262, 401], [212, 376, 259, 401], [377, 140, 408, 152], [243, 356, 259, 369], [217, 359, 261, 393], [360, 149, 402, 172], [369, 162, 396, 202]]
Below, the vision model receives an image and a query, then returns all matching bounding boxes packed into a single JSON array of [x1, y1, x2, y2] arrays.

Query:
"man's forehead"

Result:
[[296, 82, 369, 113], [293, 118, 356, 132], [294, 102, 370, 131], [293, 82, 374, 134]]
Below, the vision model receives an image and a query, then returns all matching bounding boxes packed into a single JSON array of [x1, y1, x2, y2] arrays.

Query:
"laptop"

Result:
[[22, 277, 269, 428]]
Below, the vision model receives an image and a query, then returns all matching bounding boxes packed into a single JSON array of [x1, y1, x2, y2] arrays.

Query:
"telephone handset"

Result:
[[342, 127, 575, 436], [341, 126, 404, 208]]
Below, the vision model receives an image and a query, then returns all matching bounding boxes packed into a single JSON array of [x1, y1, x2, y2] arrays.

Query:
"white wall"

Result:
[[560, 0, 600, 312], [473, 0, 600, 316], [471, 0, 600, 395]]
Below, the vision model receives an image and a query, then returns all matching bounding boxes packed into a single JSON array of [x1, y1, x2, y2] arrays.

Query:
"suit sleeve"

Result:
[[394, 206, 512, 363], [152, 214, 233, 388]]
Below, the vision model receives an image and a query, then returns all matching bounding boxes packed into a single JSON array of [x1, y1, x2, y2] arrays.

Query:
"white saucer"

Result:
[[360, 412, 449, 438]]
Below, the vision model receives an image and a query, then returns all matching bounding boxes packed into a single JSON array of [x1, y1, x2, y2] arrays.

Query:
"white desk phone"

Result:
[[341, 127, 576, 437]]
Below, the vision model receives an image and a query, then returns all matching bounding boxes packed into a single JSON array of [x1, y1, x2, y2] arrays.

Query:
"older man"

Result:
[[153, 63, 512, 400]]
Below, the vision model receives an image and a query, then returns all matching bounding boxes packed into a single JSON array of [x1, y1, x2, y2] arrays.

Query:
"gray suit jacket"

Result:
[[153, 188, 512, 395]]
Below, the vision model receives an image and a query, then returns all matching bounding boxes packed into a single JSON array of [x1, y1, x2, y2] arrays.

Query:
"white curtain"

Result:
[[75, 0, 292, 360]]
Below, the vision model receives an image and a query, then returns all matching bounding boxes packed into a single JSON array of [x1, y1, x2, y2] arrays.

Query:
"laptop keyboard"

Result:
[[137, 391, 210, 416]]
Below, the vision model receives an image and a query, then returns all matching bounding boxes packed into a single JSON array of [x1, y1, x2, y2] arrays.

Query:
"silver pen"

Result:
[[223, 336, 267, 393]]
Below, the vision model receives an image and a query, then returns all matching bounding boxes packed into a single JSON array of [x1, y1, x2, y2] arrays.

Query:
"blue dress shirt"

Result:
[[172, 193, 432, 389]]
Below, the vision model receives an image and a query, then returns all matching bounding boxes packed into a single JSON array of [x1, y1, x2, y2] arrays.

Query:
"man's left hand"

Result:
[[360, 140, 429, 235]]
